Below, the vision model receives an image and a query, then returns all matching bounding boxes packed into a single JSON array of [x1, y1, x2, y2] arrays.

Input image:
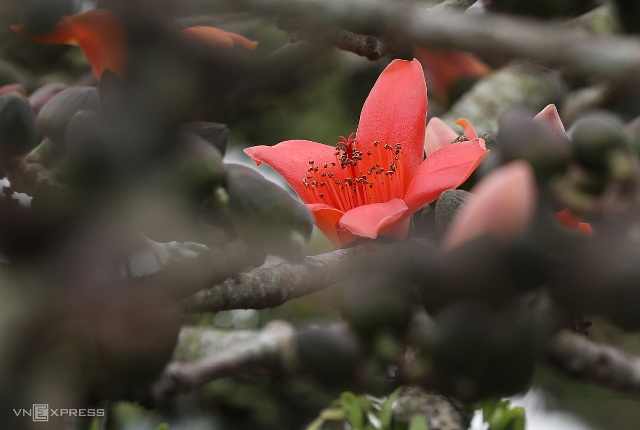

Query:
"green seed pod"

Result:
[[569, 112, 630, 173], [0, 93, 37, 165], [435, 189, 472, 239], [225, 164, 313, 262], [36, 86, 100, 148]]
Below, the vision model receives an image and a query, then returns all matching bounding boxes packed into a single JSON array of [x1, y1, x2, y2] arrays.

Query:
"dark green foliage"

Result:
[[425, 303, 539, 400]]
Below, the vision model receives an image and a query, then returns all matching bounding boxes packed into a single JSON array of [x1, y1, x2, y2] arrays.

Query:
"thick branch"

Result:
[[182, 238, 431, 313], [245, 0, 640, 84], [151, 320, 296, 400], [547, 330, 640, 395]]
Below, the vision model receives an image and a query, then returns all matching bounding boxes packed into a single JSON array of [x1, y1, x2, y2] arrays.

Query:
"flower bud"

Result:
[[28, 82, 67, 115], [0, 93, 37, 165], [36, 86, 100, 147]]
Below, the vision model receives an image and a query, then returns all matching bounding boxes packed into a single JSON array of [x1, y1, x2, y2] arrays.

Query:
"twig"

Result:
[[151, 320, 296, 400], [244, 0, 640, 84], [182, 238, 431, 313], [276, 0, 477, 59], [547, 330, 640, 395]]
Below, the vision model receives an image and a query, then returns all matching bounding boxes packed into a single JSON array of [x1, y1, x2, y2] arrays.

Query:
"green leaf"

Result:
[[380, 388, 402, 429], [155, 424, 170, 430], [341, 392, 366, 428], [408, 416, 430, 430]]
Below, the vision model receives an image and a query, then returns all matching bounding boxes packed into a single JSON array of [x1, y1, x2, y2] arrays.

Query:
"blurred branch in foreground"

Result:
[[244, 0, 639, 84], [548, 330, 640, 396]]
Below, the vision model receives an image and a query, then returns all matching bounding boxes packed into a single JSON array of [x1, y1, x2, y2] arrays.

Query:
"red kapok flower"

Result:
[[12, 9, 257, 80], [245, 59, 489, 248]]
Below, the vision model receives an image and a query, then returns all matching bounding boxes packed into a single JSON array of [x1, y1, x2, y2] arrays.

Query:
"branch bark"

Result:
[[151, 320, 296, 400], [245, 0, 640, 84], [182, 238, 432, 313], [547, 330, 640, 395]]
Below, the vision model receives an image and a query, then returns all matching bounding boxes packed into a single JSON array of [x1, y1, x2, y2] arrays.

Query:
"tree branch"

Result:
[[182, 238, 431, 313], [547, 330, 640, 395], [245, 0, 640, 84], [151, 320, 296, 400]]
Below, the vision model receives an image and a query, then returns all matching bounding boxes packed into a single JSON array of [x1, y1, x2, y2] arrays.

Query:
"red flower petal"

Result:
[[404, 138, 489, 213], [556, 208, 593, 233], [442, 161, 537, 250], [306, 203, 351, 248], [12, 10, 125, 79], [65, 10, 126, 78], [182, 26, 258, 50], [424, 117, 458, 156], [338, 198, 409, 239], [244, 140, 341, 205], [356, 59, 427, 187]]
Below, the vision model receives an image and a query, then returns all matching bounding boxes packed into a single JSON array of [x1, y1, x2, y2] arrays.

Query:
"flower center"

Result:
[[302, 133, 404, 212]]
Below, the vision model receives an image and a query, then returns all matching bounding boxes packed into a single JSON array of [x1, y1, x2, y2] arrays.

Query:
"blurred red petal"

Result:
[[442, 161, 537, 250], [182, 26, 258, 50]]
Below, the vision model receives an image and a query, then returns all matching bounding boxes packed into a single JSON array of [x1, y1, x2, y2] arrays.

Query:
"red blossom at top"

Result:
[[245, 59, 489, 248], [12, 9, 257, 80]]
